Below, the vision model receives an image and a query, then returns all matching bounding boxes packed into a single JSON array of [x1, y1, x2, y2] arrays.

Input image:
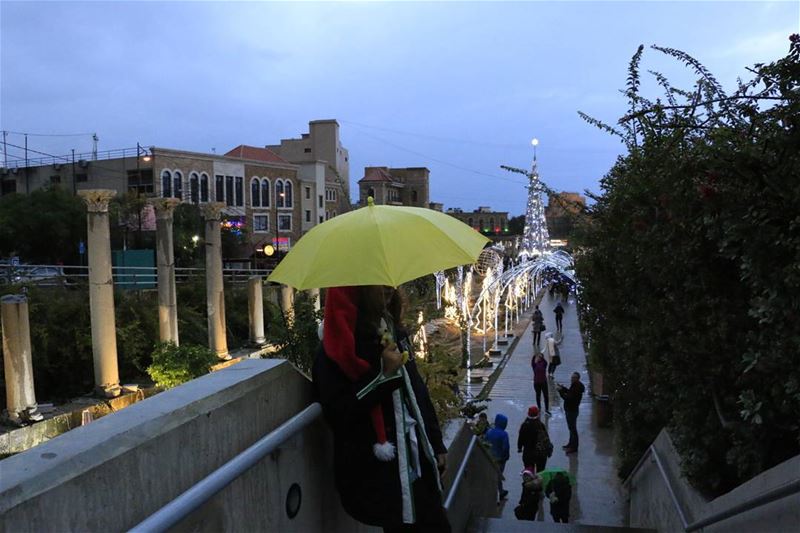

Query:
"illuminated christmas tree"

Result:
[[502, 139, 550, 259]]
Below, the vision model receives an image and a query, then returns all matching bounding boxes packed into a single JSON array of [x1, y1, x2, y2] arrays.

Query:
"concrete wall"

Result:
[[628, 429, 800, 532], [0, 360, 375, 533]]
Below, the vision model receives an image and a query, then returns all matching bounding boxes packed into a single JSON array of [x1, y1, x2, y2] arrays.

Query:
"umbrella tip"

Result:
[[367, 196, 375, 206]]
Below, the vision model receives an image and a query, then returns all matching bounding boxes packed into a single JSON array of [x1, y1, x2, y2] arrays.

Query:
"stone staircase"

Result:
[[470, 517, 655, 533]]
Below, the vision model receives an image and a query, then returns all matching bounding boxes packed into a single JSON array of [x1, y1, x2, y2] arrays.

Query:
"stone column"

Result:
[[281, 285, 295, 326], [202, 203, 229, 359], [309, 287, 321, 317], [79, 189, 121, 398], [151, 198, 181, 346], [248, 276, 266, 346], [1, 295, 43, 425]]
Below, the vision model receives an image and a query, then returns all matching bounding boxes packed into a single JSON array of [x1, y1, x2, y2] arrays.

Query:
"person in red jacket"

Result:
[[313, 286, 450, 532]]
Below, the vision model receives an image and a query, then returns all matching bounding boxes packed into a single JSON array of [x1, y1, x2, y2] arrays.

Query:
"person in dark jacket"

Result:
[[514, 469, 542, 521], [485, 413, 510, 501], [532, 306, 545, 348], [531, 353, 549, 414], [557, 372, 586, 454], [545, 472, 572, 523], [313, 286, 450, 532], [517, 406, 552, 472], [553, 302, 564, 333]]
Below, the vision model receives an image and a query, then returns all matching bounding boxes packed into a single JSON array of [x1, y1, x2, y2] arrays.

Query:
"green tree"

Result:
[[575, 37, 800, 495]]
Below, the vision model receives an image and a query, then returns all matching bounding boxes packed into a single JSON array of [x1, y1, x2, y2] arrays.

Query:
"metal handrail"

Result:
[[129, 402, 322, 533], [685, 478, 800, 532], [443, 434, 477, 510], [627, 442, 800, 532]]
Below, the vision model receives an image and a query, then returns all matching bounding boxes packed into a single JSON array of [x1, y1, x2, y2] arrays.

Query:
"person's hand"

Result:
[[381, 343, 404, 376], [437, 454, 447, 477]]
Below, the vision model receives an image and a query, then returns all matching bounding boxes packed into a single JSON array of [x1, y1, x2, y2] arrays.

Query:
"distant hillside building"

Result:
[[358, 166, 430, 208], [545, 191, 586, 240], [265, 119, 350, 221], [446, 206, 509, 235]]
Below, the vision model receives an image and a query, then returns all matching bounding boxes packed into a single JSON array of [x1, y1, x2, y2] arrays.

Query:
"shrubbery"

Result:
[[147, 342, 218, 388], [575, 38, 800, 495]]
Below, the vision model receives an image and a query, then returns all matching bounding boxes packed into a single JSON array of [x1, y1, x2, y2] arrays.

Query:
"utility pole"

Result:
[[2, 131, 7, 167], [71, 149, 76, 195], [24, 134, 29, 194], [92, 133, 98, 160]]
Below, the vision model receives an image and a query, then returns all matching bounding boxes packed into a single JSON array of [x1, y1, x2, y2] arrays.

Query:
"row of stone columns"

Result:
[[2, 190, 305, 420]]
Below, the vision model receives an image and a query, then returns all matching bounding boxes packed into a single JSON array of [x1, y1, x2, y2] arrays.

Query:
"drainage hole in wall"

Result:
[[285, 483, 302, 519]]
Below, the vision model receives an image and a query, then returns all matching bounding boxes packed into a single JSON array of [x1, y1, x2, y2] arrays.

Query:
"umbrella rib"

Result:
[[371, 206, 395, 287]]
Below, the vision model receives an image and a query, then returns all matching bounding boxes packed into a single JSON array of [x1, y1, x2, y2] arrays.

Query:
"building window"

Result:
[[325, 210, 330, 220], [253, 214, 269, 233], [305, 210, 311, 222], [489, 217, 495, 231], [284, 180, 293, 207], [367, 187, 375, 199], [318, 195, 323, 208], [479, 219, 484, 230], [276, 180, 285, 208], [161, 170, 172, 198], [215, 175, 224, 202], [411, 190, 418, 203], [225, 176, 234, 206], [127, 169, 153, 194], [261, 178, 270, 207], [173, 171, 183, 200], [319, 215, 324, 223], [278, 214, 292, 231], [189, 172, 200, 204], [200, 173, 209, 202], [76, 173, 88, 183], [251, 177, 261, 207], [235, 176, 243, 206], [305, 186, 311, 200], [468, 217, 473, 228], [304, 147, 312, 153]]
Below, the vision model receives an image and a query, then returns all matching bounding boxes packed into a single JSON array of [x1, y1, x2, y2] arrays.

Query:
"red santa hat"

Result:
[[322, 286, 395, 461]]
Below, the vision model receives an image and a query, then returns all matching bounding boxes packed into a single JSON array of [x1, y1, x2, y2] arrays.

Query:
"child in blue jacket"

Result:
[[485, 413, 510, 501]]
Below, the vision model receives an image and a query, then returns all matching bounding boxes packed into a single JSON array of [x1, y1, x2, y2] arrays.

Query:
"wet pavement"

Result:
[[484, 292, 627, 527]]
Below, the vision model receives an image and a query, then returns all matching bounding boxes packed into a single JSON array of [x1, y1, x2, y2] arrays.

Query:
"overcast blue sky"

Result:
[[1, 1, 796, 215]]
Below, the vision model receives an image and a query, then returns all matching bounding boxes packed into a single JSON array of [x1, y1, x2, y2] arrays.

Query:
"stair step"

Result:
[[469, 517, 655, 533]]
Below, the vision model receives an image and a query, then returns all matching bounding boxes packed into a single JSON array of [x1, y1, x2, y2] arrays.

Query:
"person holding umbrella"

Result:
[[270, 197, 489, 532]]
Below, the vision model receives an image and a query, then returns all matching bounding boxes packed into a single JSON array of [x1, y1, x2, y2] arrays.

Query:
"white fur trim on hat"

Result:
[[373, 441, 397, 462]]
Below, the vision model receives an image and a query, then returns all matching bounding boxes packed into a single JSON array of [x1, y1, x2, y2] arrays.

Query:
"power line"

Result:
[[3, 130, 94, 138], [349, 126, 528, 186]]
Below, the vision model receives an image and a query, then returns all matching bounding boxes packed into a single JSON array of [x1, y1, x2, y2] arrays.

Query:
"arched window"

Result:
[[200, 173, 209, 202], [412, 190, 418, 203], [468, 217, 473, 227], [368, 187, 375, 199], [261, 178, 270, 207], [276, 180, 285, 208], [490, 217, 495, 231], [161, 170, 172, 198], [173, 171, 183, 200], [189, 173, 199, 204], [251, 178, 261, 207], [284, 180, 293, 207], [479, 218, 484, 230]]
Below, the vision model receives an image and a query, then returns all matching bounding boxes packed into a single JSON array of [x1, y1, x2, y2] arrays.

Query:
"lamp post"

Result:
[[134, 143, 152, 249], [274, 191, 285, 253]]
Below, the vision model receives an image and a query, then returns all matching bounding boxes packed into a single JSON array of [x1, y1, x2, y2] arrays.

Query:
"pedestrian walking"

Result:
[[485, 413, 511, 502], [544, 333, 560, 378], [532, 306, 545, 347], [517, 406, 553, 472], [513, 469, 543, 521], [557, 372, 586, 454], [545, 471, 573, 523], [531, 353, 550, 414], [553, 302, 564, 333]]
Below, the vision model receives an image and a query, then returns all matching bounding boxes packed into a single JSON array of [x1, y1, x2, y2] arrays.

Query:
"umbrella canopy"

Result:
[[268, 198, 489, 290]]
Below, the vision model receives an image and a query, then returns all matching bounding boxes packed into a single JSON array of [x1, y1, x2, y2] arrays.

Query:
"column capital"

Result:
[[201, 202, 226, 221], [150, 198, 182, 220], [78, 189, 117, 213]]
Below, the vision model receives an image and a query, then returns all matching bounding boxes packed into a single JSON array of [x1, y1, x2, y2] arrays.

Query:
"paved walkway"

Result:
[[485, 292, 626, 527]]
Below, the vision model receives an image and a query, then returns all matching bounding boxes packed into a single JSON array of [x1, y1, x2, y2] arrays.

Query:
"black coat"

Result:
[[312, 332, 447, 528], [517, 418, 548, 467], [558, 381, 585, 412]]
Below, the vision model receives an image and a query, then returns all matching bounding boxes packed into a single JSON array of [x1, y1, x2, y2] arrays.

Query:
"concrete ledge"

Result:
[[0, 359, 374, 533]]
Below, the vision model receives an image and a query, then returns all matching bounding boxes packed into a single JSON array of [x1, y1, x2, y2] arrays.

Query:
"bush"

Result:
[[266, 290, 322, 374], [147, 342, 217, 388], [416, 345, 463, 423], [575, 38, 800, 495]]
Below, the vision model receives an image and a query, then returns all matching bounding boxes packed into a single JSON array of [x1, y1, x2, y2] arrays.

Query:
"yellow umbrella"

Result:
[[268, 198, 490, 289]]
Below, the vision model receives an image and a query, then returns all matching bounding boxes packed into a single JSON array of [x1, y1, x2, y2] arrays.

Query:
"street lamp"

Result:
[[275, 191, 285, 253]]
